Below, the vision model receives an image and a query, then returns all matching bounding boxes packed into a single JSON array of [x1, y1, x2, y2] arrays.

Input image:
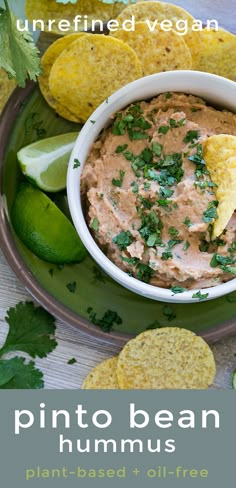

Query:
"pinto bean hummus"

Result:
[[81, 93, 236, 291]]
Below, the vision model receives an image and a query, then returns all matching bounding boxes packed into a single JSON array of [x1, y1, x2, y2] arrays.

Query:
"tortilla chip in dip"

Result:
[[114, 1, 202, 67], [49, 34, 142, 123], [203, 134, 236, 238], [195, 28, 236, 81], [82, 356, 119, 389], [39, 34, 86, 122], [116, 328, 216, 389], [111, 21, 192, 76]]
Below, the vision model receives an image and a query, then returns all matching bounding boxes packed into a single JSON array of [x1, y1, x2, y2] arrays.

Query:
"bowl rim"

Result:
[[67, 70, 236, 304], [0, 78, 235, 344]]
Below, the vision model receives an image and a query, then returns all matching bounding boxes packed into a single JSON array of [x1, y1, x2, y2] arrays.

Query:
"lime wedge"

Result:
[[11, 183, 87, 264], [17, 132, 78, 192]]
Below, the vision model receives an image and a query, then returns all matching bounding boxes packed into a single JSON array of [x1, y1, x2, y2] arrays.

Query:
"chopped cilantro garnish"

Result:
[[161, 250, 173, 260], [144, 182, 151, 191], [67, 358, 77, 365], [131, 181, 139, 194], [199, 239, 209, 252], [91, 218, 99, 232], [203, 201, 218, 223], [168, 239, 183, 249], [73, 158, 81, 168], [115, 144, 128, 153], [138, 195, 154, 209], [171, 286, 187, 294], [137, 263, 154, 283], [158, 125, 170, 134], [112, 169, 125, 187], [152, 142, 163, 157], [157, 199, 173, 207], [146, 233, 159, 247], [66, 281, 77, 293], [90, 120, 96, 124], [184, 217, 192, 227], [87, 308, 122, 333], [169, 227, 179, 237], [183, 241, 190, 251], [163, 305, 176, 321], [160, 187, 174, 198], [228, 242, 236, 253], [165, 93, 172, 99], [192, 291, 209, 300], [210, 253, 236, 268], [183, 130, 200, 144], [139, 211, 163, 243], [121, 256, 139, 266], [112, 231, 133, 250]]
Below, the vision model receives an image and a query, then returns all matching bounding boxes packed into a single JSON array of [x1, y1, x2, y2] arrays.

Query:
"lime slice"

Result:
[[11, 183, 87, 264], [17, 132, 78, 192]]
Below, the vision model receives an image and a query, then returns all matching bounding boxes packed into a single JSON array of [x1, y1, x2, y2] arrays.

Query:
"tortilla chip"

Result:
[[0, 69, 17, 113], [49, 34, 142, 123], [82, 357, 119, 389], [39, 34, 86, 122], [111, 21, 192, 75], [116, 327, 216, 389], [195, 28, 236, 81], [115, 1, 201, 67], [25, 0, 129, 35], [203, 134, 236, 238]]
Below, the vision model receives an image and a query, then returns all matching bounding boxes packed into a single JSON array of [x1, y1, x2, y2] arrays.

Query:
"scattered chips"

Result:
[[25, 0, 127, 35], [83, 328, 216, 389], [39, 34, 85, 122], [203, 135, 236, 238], [0, 68, 17, 113], [82, 356, 119, 389], [115, 1, 201, 67], [112, 21, 192, 76], [195, 28, 236, 81], [49, 34, 142, 123], [116, 328, 216, 389]]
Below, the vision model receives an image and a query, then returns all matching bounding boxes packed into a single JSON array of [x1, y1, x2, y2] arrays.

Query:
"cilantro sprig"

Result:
[[0, 302, 57, 389], [0, 0, 41, 87]]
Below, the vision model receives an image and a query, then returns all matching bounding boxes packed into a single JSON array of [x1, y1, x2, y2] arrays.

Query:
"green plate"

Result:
[[0, 84, 236, 345]]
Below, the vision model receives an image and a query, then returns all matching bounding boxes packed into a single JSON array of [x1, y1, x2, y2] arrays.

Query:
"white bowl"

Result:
[[67, 71, 236, 303]]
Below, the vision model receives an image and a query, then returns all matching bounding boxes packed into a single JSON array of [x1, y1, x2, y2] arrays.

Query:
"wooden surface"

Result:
[[0, 247, 236, 390], [0, 0, 235, 389]]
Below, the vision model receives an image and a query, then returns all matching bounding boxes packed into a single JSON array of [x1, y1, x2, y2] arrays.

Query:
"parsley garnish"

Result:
[[161, 250, 173, 260], [165, 93, 172, 99], [115, 144, 128, 153], [152, 142, 163, 157], [112, 231, 133, 250], [168, 239, 183, 249], [112, 169, 125, 187], [67, 358, 77, 365], [158, 125, 170, 134], [192, 291, 209, 300], [121, 256, 139, 266]]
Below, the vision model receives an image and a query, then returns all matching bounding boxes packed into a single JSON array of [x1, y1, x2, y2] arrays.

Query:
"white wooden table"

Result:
[[0, 248, 235, 389]]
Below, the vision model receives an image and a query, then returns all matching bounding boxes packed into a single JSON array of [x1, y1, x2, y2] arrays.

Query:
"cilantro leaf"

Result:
[[171, 286, 187, 294], [112, 231, 133, 250], [0, 302, 57, 359], [0, 0, 41, 87], [0, 357, 44, 389], [192, 291, 209, 300]]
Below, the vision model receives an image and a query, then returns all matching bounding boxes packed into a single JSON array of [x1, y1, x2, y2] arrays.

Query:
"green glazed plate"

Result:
[[0, 84, 236, 345]]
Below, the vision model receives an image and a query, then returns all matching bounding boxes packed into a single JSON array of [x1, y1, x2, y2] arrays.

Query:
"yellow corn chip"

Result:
[[25, 0, 129, 35], [203, 134, 236, 238], [116, 327, 216, 389], [82, 357, 119, 389], [39, 34, 86, 122], [0, 69, 17, 113], [115, 1, 202, 67], [195, 28, 236, 81], [112, 21, 192, 75], [49, 34, 142, 123]]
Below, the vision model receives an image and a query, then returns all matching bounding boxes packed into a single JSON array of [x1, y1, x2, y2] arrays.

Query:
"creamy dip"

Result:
[[81, 93, 236, 291]]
